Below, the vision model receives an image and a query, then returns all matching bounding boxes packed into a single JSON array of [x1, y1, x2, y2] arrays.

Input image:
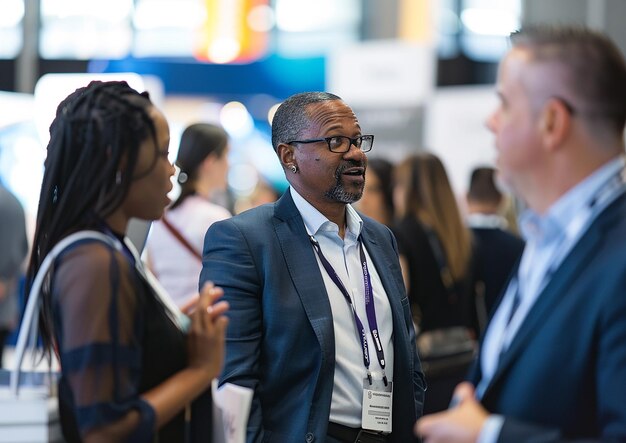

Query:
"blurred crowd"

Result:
[[3, 23, 626, 443]]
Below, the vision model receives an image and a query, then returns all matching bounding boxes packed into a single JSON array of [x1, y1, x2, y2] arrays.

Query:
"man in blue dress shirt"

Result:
[[416, 25, 626, 443]]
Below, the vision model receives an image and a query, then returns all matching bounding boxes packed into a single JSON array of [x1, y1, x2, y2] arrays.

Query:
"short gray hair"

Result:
[[511, 25, 626, 135], [271, 92, 342, 152]]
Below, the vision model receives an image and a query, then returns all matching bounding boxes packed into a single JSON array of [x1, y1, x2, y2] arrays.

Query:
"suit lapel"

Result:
[[483, 199, 620, 397], [273, 192, 335, 361]]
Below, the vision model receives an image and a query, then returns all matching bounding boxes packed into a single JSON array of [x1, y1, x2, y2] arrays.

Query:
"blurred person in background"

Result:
[[146, 122, 232, 308], [0, 179, 29, 368], [416, 25, 626, 442], [201, 91, 424, 443], [355, 157, 395, 226], [466, 166, 524, 320], [27, 81, 228, 442], [498, 193, 521, 236], [249, 177, 281, 207], [233, 175, 282, 214], [393, 152, 477, 414], [393, 152, 475, 335]]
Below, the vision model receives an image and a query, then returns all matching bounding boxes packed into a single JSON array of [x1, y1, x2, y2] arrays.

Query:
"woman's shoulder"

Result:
[[55, 239, 132, 285], [51, 238, 139, 313]]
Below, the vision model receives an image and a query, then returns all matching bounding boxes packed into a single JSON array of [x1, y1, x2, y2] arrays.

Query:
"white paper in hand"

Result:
[[212, 379, 253, 443]]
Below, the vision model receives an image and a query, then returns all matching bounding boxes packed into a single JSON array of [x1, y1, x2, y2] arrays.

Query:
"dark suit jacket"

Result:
[[200, 191, 425, 443], [468, 193, 626, 442]]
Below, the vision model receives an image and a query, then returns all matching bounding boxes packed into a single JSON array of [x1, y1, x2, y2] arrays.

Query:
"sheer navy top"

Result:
[[51, 231, 212, 442]]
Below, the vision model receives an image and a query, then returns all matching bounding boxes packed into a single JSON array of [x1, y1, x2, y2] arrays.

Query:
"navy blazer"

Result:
[[468, 193, 626, 442], [200, 191, 425, 443]]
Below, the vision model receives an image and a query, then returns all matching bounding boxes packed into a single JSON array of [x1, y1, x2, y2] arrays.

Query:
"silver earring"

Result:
[[115, 170, 122, 185], [290, 165, 298, 173]]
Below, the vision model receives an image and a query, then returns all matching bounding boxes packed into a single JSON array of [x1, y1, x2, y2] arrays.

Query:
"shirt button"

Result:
[[305, 432, 315, 442]]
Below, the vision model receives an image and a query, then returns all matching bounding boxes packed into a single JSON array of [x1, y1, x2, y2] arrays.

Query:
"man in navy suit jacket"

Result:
[[201, 92, 425, 442], [466, 166, 525, 318], [416, 25, 626, 442]]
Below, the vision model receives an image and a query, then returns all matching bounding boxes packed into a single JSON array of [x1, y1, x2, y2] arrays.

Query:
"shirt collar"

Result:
[[519, 156, 625, 244], [467, 213, 509, 230], [289, 187, 363, 241]]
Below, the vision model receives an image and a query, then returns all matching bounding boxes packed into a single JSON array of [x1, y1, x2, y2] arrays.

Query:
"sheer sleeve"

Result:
[[52, 240, 155, 441]]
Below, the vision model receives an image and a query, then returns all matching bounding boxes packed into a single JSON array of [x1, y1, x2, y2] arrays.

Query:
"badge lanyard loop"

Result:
[[309, 235, 388, 386]]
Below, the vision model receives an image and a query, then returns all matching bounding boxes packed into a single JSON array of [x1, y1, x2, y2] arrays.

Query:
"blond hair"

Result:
[[395, 152, 472, 281]]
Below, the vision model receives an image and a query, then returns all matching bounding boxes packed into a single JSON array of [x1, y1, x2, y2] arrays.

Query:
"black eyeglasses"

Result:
[[287, 135, 374, 153]]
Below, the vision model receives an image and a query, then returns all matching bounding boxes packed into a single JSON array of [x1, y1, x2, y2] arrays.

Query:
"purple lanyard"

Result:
[[310, 235, 388, 385]]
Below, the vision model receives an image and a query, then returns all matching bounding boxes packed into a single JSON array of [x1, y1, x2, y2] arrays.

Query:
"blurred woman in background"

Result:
[[393, 152, 475, 332], [146, 123, 231, 308], [355, 157, 395, 226], [392, 152, 476, 414]]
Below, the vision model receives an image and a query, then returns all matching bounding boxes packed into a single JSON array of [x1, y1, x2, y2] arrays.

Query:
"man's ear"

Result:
[[277, 143, 295, 169], [540, 98, 571, 151]]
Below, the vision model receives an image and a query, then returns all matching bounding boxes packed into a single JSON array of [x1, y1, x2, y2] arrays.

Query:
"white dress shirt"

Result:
[[290, 187, 395, 428]]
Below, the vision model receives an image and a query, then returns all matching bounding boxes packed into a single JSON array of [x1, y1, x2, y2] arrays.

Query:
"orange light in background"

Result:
[[398, 0, 433, 44], [194, 0, 271, 64]]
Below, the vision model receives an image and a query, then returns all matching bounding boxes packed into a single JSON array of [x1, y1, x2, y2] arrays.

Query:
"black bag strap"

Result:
[[161, 214, 202, 261], [424, 228, 458, 304]]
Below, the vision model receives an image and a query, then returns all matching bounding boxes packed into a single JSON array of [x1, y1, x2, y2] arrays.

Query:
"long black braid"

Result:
[[26, 80, 158, 356]]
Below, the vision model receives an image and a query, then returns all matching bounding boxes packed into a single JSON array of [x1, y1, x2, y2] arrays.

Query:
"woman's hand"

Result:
[[180, 294, 199, 315], [186, 281, 229, 381]]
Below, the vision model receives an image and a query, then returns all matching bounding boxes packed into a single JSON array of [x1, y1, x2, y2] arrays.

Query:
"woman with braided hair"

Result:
[[25, 80, 229, 442]]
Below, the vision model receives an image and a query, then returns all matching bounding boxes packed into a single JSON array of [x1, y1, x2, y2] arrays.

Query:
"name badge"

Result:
[[361, 378, 393, 433]]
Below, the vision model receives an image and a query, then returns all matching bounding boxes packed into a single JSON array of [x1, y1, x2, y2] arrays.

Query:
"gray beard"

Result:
[[325, 183, 363, 204], [325, 162, 364, 203]]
